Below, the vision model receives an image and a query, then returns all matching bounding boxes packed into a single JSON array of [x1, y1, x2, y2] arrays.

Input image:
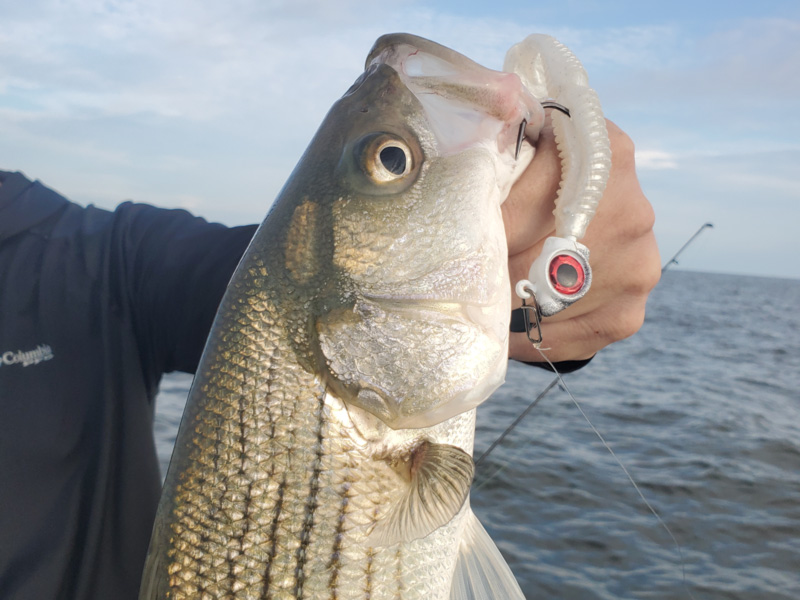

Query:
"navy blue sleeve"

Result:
[[509, 307, 594, 373], [517, 356, 594, 373], [111, 202, 257, 383]]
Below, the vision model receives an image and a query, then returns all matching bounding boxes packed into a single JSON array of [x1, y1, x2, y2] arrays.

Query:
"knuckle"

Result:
[[639, 234, 663, 291], [615, 304, 647, 341], [624, 244, 662, 298], [644, 252, 663, 292], [639, 196, 657, 231], [622, 194, 657, 242], [609, 126, 636, 171]]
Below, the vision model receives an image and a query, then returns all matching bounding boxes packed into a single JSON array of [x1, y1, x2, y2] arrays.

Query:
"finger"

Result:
[[508, 289, 648, 363], [508, 213, 660, 362], [502, 121, 561, 256]]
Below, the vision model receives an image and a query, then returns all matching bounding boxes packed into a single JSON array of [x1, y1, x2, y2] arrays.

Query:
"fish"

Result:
[[139, 33, 545, 599]]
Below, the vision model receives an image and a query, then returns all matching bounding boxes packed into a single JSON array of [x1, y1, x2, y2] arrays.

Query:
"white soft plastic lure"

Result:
[[506, 35, 611, 318]]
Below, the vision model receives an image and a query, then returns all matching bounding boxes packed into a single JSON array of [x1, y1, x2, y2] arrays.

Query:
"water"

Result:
[[154, 270, 800, 599]]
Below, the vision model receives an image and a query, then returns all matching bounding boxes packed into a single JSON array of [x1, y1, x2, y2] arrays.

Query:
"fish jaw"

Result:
[[317, 298, 508, 430]]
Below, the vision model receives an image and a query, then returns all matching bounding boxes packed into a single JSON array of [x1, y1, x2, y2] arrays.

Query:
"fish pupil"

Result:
[[379, 145, 407, 175]]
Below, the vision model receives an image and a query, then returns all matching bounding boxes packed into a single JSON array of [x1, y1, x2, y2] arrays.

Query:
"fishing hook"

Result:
[[514, 119, 527, 160], [517, 284, 543, 348], [541, 99, 571, 117], [514, 101, 572, 160]]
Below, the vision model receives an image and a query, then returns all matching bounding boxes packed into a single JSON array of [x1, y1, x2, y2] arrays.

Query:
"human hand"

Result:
[[503, 118, 661, 364]]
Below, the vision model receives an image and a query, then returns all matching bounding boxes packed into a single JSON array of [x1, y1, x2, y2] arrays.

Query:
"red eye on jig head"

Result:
[[549, 254, 585, 295]]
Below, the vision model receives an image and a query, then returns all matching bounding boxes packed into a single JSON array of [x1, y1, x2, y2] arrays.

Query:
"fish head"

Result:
[[270, 34, 543, 429]]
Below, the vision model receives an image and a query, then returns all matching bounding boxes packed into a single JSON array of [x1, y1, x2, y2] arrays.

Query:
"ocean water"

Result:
[[154, 270, 800, 599]]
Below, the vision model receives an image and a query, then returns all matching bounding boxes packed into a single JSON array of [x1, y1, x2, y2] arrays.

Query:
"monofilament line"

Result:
[[536, 349, 695, 599], [474, 376, 559, 470]]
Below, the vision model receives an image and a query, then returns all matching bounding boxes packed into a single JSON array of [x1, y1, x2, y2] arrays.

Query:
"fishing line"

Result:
[[535, 348, 696, 600], [474, 222, 712, 588], [474, 377, 558, 470], [471, 376, 559, 491]]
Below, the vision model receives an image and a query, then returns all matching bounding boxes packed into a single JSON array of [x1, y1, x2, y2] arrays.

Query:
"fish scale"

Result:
[[167, 275, 308, 596], [140, 33, 534, 599], [155, 266, 467, 598]]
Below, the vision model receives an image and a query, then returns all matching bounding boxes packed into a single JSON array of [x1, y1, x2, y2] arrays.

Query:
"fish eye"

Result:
[[362, 135, 413, 183]]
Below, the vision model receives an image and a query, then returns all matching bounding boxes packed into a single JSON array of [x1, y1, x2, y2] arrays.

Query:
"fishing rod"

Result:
[[477, 221, 715, 467], [661, 222, 713, 273]]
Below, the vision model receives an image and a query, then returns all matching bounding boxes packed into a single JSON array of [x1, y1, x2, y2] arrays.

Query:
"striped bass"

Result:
[[140, 33, 545, 599]]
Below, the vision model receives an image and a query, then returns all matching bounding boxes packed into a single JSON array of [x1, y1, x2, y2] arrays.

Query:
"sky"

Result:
[[1, 0, 798, 278]]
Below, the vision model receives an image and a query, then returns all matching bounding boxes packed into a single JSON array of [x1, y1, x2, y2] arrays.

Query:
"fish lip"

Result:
[[355, 294, 510, 349], [359, 294, 502, 313], [363, 33, 544, 162]]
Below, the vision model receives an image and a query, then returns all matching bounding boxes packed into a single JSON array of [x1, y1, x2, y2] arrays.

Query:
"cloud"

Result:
[[0, 2, 556, 180], [644, 146, 800, 277], [0, 3, 697, 147], [597, 17, 800, 118], [1, 2, 798, 277], [686, 149, 800, 203], [636, 149, 679, 170], [696, 17, 800, 100]]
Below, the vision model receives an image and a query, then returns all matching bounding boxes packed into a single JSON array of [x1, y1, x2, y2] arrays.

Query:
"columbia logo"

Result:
[[1, 344, 54, 368]]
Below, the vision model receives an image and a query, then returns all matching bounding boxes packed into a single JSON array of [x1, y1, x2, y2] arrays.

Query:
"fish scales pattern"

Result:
[[162, 258, 323, 597], [158, 257, 464, 599]]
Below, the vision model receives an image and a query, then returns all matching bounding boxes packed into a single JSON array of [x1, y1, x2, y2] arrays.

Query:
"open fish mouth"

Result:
[[366, 33, 544, 160]]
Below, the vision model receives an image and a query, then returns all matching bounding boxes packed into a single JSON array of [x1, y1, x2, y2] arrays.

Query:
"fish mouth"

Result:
[[358, 293, 510, 346], [365, 33, 544, 158]]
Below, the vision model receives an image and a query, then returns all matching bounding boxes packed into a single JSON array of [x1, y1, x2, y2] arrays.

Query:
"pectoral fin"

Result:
[[449, 509, 525, 600], [368, 440, 474, 546]]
